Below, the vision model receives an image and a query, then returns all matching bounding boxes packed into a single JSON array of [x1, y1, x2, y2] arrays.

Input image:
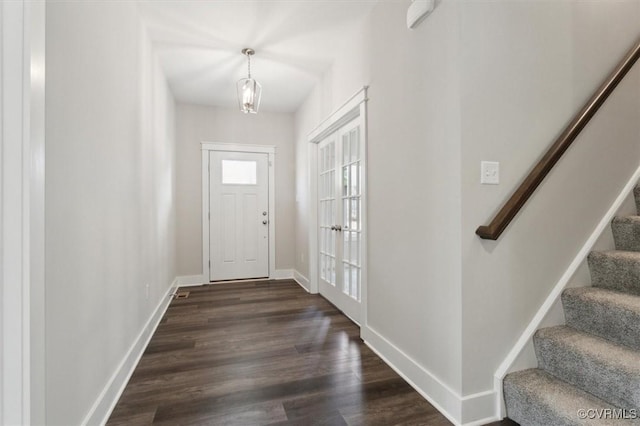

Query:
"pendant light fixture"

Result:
[[237, 48, 262, 114]]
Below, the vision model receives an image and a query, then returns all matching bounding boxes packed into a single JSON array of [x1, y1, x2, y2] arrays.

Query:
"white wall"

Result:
[[294, 0, 464, 408], [295, 0, 640, 423], [294, 16, 370, 280], [45, 2, 176, 424], [37, 0, 640, 424], [175, 104, 295, 276], [459, 0, 640, 396], [365, 0, 464, 397]]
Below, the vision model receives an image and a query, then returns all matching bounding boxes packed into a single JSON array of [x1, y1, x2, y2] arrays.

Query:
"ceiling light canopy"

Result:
[[237, 48, 262, 114]]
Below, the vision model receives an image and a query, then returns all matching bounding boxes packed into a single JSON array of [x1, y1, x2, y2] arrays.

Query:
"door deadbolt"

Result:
[[262, 211, 267, 216]]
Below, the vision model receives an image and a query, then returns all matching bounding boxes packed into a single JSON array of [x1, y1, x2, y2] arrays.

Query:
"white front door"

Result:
[[318, 117, 363, 323], [209, 151, 269, 281]]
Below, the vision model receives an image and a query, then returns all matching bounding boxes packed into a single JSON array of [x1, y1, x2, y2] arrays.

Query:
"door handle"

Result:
[[262, 220, 268, 225], [330, 225, 336, 231], [335, 225, 342, 232]]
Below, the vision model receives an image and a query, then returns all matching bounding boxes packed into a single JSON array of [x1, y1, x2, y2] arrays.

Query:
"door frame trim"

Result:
[[1, 1, 46, 423], [201, 142, 276, 282], [308, 86, 368, 327]]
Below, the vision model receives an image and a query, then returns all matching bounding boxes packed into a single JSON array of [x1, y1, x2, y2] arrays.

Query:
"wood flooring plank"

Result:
[[143, 339, 196, 355], [106, 280, 454, 426], [484, 420, 519, 426], [122, 347, 368, 403], [151, 372, 360, 422], [267, 410, 348, 426], [152, 401, 288, 426], [339, 390, 442, 426], [281, 377, 416, 420], [107, 404, 157, 426]]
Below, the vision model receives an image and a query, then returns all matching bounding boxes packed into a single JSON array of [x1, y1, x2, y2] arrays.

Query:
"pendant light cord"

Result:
[[247, 53, 251, 79]]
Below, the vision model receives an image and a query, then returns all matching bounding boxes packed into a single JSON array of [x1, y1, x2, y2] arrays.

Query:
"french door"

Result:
[[209, 150, 269, 281], [318, 117, 363, 323]]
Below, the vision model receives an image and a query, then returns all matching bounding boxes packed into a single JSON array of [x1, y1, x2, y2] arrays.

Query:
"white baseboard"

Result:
[[271, 269, 294, 280], [293, 270, 310, 292], [461, 390, 500, 425], [81, 278, 178, 426], [493, 163, 640, 418], [176, 274, 206, 287], [362, 325, 496, 426], [177, 271, 296, 286]]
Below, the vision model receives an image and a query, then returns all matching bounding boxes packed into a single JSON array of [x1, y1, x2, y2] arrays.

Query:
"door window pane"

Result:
[[350, 199, 360, 231], [350, 128, 360, 163], [350, 163, 359, 196], [343, 166, 349, 196], [343, 198, 349, 230], [343, 133, 350, 164], [343, 231, 350, 263], [222, 160, 257, 185], [343, 263, 350, 294], [351, 231, 360, 266], [351, 268, 359, 300], [330, 258, 336, 285]]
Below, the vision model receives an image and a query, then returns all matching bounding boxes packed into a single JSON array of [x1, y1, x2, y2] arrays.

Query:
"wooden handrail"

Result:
[[476, 38, 640, 240]]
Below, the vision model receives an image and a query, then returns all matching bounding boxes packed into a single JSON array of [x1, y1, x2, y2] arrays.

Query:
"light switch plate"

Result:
[[481, 161, 499, 185]]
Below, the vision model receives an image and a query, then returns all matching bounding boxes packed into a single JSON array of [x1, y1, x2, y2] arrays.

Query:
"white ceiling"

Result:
[[138, 1, 378, 113]]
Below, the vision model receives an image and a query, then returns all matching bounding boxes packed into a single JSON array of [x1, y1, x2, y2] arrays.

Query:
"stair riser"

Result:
[[534, 333, 640, 410], [612, 220, 640, 252], [562, 291, 640, 351], [504, 380, 571, 426], [588, 252, 640, 296]]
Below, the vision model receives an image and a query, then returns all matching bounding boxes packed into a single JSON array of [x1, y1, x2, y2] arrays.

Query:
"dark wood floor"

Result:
[[107, 280, 516, 425]]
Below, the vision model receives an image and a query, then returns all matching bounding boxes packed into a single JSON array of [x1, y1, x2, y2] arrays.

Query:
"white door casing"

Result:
[[1, 1, 46, 424], [309, 87, 368, 327], [209, 151, 269, 281], [202, 143, 276, 282]]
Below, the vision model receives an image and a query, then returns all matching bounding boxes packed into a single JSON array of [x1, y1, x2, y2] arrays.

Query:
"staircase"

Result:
[[503, 186, 640, 425]]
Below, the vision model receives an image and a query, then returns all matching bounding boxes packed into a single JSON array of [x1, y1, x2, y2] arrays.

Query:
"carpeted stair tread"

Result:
[[612, 216, 640, 252], [534, 325, 640, 410], [504, 184, 640, 424], [563, 287, 640, 351], [588, 250, 640, 295], [504, 368, 637, 426]]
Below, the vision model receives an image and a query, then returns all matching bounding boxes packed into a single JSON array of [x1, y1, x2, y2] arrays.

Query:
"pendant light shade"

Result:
[[237, 48, 262, 114]]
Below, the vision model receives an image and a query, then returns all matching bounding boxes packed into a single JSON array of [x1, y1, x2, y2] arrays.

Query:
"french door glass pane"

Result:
[[350, 129, 359, 163], [342, 166, 349, 196], [350, 199, 359, 231], [351, 163, 359, 196], [330, 258, 336, 285], [343, 133, 350, 164], [343, 231, 350, 263], [351, 268, 359, 299], [351, 232, 359, 266], [343, 263, 350, 293]]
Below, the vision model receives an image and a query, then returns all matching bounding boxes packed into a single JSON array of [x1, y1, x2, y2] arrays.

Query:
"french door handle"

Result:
[[330, 225, 336, 231], [335, 225, 342, 232]]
